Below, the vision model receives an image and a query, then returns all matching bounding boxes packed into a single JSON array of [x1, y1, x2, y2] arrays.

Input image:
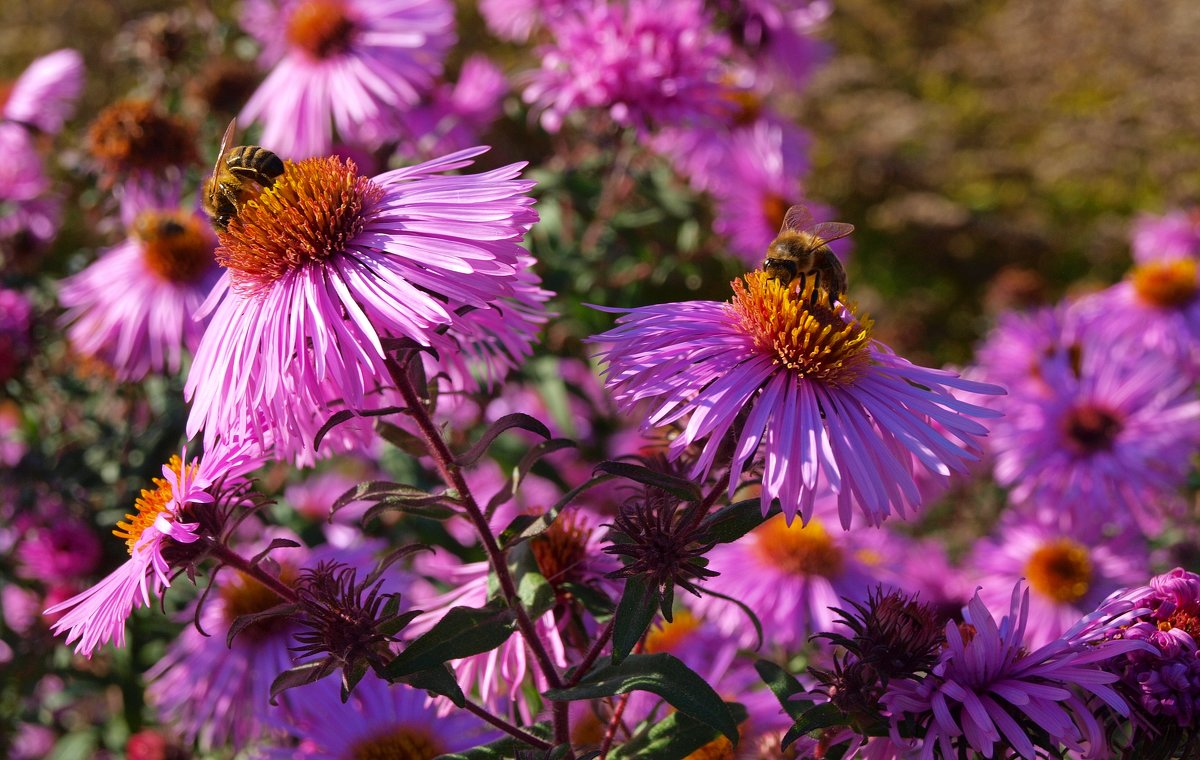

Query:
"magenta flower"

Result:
[[240, 0, 454, 159], [0, 287, 33, 382], [735, 0, 831, 83], [58, 184, 219, 381], [969, 507, 1149, 648], [14, 517, 102, 585], [974, 304, 1091, 399], [692, 498, 888, 649], [0, 125, 61, 263], [593, 271, 1002, 527], [522, 0, 733, 133], [479, 0, 571, 41], [184, 148, 545, 465], [1131, 209, 1200, 263], [45, 438, 262, 657], [399, 54, 508, 159], [259, 674, 494, 758], [1, 48, 84, 135], [883, 582, 1148, 760], [983, 320, 1200, 530]]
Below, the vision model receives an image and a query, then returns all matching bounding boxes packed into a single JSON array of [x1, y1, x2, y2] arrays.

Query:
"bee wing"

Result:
[[781, 204, 815, 233], [807, 222, 855, 246], [213, 117, 237, 175]]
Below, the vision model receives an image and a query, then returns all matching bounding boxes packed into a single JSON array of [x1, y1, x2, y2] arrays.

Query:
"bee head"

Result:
[[768, 233, 818, 267]]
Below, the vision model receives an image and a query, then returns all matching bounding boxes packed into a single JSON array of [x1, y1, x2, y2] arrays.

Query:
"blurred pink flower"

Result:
[[185, 149, 545, 465], [480, 0, 572, 41], [59, 185, 219, 381], [399, 54, 508, 159], [0, 287, 33, 382], [735, 0, 831, 84], [1130, 209, 1200, 264], [522, 0, 732, 133], [0, 126, 60, 263], [15, 517, 102, 584], [1, 48, 84, 135], [240, 0, 454, 159]]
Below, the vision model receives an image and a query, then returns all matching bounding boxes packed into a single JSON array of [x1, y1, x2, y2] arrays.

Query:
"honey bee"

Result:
[[762, 205, 855, 301], [202, 118, 285, 232]]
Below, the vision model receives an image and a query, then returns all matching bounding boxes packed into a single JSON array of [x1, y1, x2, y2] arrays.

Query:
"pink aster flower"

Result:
[[522, 0, 733, 133], [479, 0, 572, 41], [14, 516, 102, 585], [593, 271, 1003, 527], [1131, 209, 1200, 263], [185, 148, 545, 465], [734, 0, 832, 83], [0, 287, 34, 382], [969, 507, 1149, 648], [399, 54, 508, 159], [240, 0, 454, 159], [983, 321, 1200, 530], [45, 438, 262, 657], [0, 125, 61, 264], [883, 582, 1149, 760], [1, 48, 84, 135], [692, 497, 890, 649], [59, 184, 220, 381], [259, 674, 494, 758], [973, 303, 1092, 399]]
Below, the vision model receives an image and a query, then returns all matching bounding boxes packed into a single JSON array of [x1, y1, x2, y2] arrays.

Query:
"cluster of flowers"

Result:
[[0, 0, 1198, 758]]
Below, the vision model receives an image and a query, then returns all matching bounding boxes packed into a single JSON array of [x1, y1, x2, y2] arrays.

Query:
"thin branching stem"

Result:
[[461, 699, 555, 751], [567, 619, 614, 687], [206, 541, 300, 605]]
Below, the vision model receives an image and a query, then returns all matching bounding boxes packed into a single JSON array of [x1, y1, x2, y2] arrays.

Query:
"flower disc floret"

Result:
[[1132, 258, 1197, 308], [135, 211, 215, 284]]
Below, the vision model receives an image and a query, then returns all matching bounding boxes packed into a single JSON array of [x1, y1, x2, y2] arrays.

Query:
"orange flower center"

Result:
[[215, 156, 382, 297], [349, 726, 443, 760], [761, 192, 790, 234], [644, 609, 701, 654], [219, 565, 299, 640], [113, 456, 188, 554], [133, 210, 215, 284], [751, 513, 844, 578], [1161, 606, 1200, 640], [685, 736, 737, 760], [1132, 258, 1198, 308], [1060, 403, 1122, 455], [1024, 538, 1092, 604], [287, 0, 357, 60], [731, 270, 873, 386], [530, 511, 593, 590], [86, 99, 198, 174]]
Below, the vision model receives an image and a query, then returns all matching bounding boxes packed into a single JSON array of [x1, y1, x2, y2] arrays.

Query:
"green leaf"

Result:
[[315, 406, 407, 450], [500, 473, 618, 548], [395, 664, 466, 707], [436, 723, 554, 759], [594, 461, 701, 502], [698, 498, 777, 545], [381, 602, 517, 679], [375, 421, 430, 458], [545, 653, 739, 743], [611, 575, 661, 664], [610, 702, 748, 760], [558, 581, 615, 617], [456, 412, 553, 466], [361, 497, 456, 523], [485, 438, 577, 515], [791, 702, 846, 734], [754, 659, 808, 720], [269, 659, 336, 704]]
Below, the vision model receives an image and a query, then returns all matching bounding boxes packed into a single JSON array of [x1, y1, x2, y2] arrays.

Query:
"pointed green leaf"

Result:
[[545, 653, 739, 743], [269, 659, 335, 704], [381, 602, 517, 679], [456, 412, 553, 467], [698, 498, 777, 545], [395, 664, 466, 707], [754, 659, 808, 720], [594, 461, 701, 502], [500, 473, 618, 548], [610, 702, 748, 760], [611, 575, 660, 664]]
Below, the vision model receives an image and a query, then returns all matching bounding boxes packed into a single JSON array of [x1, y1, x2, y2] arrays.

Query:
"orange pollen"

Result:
[[731, 270, 873, 386], [349, 726, 443, 760], [287, 0, 357, 60], [751, 514, 844, 579], [762, 193, 791, 234], [133, 210, 215, 284], [1132, 258, 1198, 308], [219, 565, 299, 639], [113, 456, 188, 554], [87, 99, 198, 173], [530, 511, 593, 589], [1161, 606, 1200, 640], [215, 156, 383, 297], [685, 735, 737, 760], [644, 609, 701, 654], [1024, 538, 1092, 604], [1060, 403, 1122, 455]]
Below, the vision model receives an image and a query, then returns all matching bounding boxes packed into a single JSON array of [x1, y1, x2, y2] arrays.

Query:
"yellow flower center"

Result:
[[219, 565, 299, 640], [751, 514, 844, 579], [685, 736, 737, 760], [731, 271, 873, 387], [644, 609, 701, 654], [1024, 538, 1092, 604], [113, 456, 187, 554], [133, 210, 215, 284], [349, 726, 444, 760], [287, 0, 357, 60], [1131, 258, 1198, 308], [215, 156, 383, 297]]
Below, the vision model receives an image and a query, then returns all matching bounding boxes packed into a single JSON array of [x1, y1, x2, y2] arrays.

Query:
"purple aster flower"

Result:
[[59, 184, 220, 381], [1, 48, 84, 135], [592, 271, 1003, 527], [522, 0, 733, 133], [14, 516, 102, 585], [145, 535, 396, 750], [1131, 209, 1200, 263], [692, 496, 888, 649], [240, 0, 454, 159], [734, 0, 832, 83], [0, 286, 33, 382], [969, 506, 1149, 648], [0, 125, 61, 265], [479, 0, 572, 41], [45, 438, 262, 657], [982, 315, 1200, 530], [1098, 567, 1200, 728], [259, 674, 494, 758], [974, 303, 1092, 399], [883, 582, 1149, 760], [184, 148, 545, 465], [399, 54, 508, 159]]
